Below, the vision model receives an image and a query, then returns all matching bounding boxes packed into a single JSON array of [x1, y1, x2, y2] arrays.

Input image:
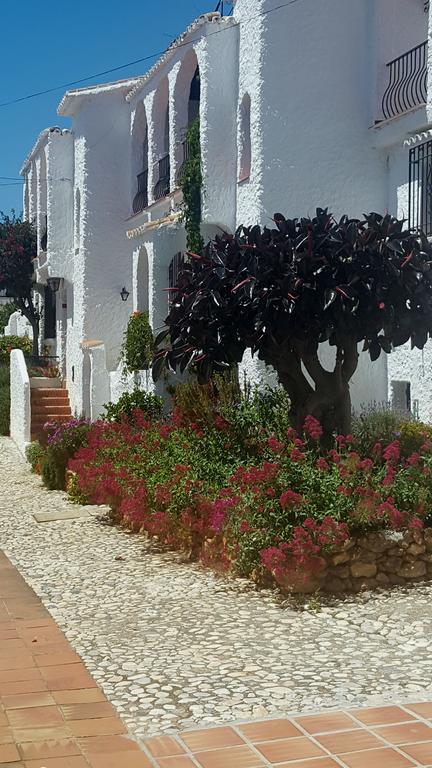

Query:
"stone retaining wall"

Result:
[[286, 529, 432, 594]]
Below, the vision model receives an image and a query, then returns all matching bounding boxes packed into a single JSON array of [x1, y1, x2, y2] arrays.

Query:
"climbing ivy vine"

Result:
[[179, 118, 204, 253]]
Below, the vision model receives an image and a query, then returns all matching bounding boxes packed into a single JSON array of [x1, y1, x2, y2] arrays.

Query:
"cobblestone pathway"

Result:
[[1, 437, 432, 742]]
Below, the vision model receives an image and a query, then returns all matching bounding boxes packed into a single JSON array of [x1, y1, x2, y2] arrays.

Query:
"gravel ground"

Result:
[[1, 436, 432, 738]]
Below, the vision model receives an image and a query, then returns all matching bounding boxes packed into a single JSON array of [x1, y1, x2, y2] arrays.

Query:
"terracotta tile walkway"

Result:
[[0, 550, 151, 767], [2, 548, 432, 767]]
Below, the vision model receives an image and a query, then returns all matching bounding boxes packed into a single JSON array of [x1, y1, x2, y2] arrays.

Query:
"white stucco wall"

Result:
[[10, 349, 31, 454]]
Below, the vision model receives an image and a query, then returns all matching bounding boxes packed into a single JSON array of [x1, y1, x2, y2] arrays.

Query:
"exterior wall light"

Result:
[[120, 286, 130, 302], [47, 277, 61, 293]]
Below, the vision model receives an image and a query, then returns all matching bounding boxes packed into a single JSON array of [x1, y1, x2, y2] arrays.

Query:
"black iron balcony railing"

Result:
[[153, 154, 170, 201], [382, 41, 427, 120], [175, 138, 190, 186], [132, 169, 148, 214], [409, 139, 432, 236]]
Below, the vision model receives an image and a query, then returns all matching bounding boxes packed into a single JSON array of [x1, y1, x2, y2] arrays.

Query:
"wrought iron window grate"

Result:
[[409, 140, 432, 235]]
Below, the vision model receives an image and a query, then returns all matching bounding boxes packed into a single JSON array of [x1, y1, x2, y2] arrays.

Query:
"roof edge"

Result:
[[126, 12, 235, 103], [20, 127, 70, 176], [58, 77, 142, 116]]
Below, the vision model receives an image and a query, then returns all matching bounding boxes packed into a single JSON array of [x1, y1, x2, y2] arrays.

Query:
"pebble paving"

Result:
[[1, 436, 432, 740]]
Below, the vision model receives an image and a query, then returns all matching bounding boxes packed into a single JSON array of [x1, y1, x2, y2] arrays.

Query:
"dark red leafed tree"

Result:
[[153, 209, 432, 437], [0, 212, 39, 355]]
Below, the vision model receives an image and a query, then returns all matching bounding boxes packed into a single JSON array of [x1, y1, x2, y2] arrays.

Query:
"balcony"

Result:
[[381, 41, 427, 121], [153, 154, 170, 201], [132, 169, 148, 215]]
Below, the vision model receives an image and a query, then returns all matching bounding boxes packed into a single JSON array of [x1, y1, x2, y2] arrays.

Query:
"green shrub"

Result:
[[26, 442, 46, 473], [41, 453, 61, 490], [172, 371, 241, 428], [122, 312, 154, 373], [41, 418, 91, 490], [0, 303, 16, 334], [351, 403, 405, 456], [0, 335, 32, 363], [103, 389, 163, 423], [399, 421, 432, 456], [0, 363, 10, 436]]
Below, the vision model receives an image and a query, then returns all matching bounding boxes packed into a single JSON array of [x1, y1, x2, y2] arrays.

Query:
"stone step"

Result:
[[32, 413, 71, 424], [32, 405, 71, 416], [31, 389, 69, 399], [31, 397, 71, 408]]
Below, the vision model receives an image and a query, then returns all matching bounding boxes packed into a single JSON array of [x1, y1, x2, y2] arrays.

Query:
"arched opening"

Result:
[[153, 78, 171, 200], [131, 101, 149, 214], [188, 66, 201, 125], [174, 49, 201, 185], [168, 251, 185, 310], [135, 246, 149, 313], [238, 93, 251, 182]]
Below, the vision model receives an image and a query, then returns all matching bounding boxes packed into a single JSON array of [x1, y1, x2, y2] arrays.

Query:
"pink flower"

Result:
[[357, 458, 373, 472], [290, 447, 306, 462], [267, 436, 284, 453], [279, 489, 305, 509], [316, 457, 330, 471], [303, 415, 323, 441], [407, 452, 421, 467], [383, 440, 400, 464]]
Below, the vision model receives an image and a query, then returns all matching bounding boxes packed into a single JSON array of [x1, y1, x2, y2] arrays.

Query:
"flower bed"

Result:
[[27, 401, 428, 595]]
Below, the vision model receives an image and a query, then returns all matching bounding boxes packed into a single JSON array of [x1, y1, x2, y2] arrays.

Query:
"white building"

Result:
[[15, 0, 432, 421]]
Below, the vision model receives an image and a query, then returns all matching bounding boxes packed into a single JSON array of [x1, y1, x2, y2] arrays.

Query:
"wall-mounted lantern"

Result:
[[47, 277, 62, 293], [120, 286, 130, 302]]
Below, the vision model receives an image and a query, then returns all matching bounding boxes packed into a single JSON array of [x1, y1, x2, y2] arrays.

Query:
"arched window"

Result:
[[135, 247, 149, 313], [188, 66, 201, 125], [239, 93, 251, 182], [132, 101, 149, 213], [173, 50, 201, 186], [168, 252, 184, 308], [153, 78, 171, 200]]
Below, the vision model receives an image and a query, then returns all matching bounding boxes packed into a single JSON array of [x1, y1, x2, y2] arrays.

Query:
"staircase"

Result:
[[31, 387, 72, 442]]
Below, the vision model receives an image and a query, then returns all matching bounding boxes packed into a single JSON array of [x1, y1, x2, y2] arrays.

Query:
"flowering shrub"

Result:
[[26, 442, 46, 474], [0, 335, 31, 363], [39, 418, 91, 490], [55, 407, 432, 591]]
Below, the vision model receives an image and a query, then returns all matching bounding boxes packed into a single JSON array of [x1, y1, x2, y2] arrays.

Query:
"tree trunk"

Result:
[[30, 316, 40, 357], [269, 340, 358, 440]]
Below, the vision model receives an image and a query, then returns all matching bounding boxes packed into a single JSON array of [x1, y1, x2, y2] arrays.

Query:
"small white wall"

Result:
[[88, 345, 110, 420], [5, 312, 33, 339], [388, 343, 431, 422], [10, 349, 31, 454]]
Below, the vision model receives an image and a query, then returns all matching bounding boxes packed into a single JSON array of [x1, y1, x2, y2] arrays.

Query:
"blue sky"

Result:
[[0, 0, 217, 213]]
